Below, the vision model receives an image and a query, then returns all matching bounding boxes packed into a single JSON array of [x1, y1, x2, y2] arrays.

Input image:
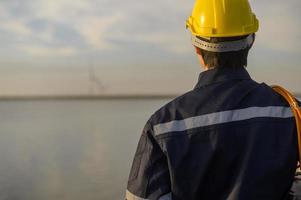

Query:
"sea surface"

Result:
[[0, 97, 300, 200], [0, 98, 171, 200]]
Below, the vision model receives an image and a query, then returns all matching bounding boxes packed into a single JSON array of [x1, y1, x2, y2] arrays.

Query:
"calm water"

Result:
[[0, 97, 300, 200], [0, 99, 171, 200]]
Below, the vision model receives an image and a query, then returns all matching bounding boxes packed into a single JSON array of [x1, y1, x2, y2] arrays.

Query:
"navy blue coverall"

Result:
[[126, 68, 300, 200]]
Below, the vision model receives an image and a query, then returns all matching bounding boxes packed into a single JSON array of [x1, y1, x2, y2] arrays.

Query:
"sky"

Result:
[[0, 0, 300, 96]]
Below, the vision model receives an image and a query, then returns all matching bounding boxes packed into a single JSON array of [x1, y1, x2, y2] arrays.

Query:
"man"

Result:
[[126, 0, 299, 199]]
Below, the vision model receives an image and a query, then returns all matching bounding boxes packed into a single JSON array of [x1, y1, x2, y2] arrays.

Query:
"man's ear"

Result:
[[194, 46, 201, 55], [194, 47, 207, 68]]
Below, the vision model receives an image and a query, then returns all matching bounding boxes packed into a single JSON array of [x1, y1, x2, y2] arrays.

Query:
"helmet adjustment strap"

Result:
[[191, 34, 254, 52]]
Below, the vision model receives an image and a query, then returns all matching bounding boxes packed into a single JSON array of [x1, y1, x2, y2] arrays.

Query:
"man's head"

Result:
[[186, 0, 259, 70], [194, 34, 255, 69]]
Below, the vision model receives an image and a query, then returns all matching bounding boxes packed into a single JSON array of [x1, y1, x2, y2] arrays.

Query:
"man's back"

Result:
[[126, 68, 298, 200]]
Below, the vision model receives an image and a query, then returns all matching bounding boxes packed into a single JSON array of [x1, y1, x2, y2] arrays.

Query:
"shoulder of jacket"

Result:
[[149, 90, 195, 124]]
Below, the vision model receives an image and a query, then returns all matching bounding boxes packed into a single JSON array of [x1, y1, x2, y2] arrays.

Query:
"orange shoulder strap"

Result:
[[272, 85, 301, 165]]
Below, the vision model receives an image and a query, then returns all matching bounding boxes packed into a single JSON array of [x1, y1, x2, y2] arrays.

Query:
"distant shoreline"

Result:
[[0, 94, 299, 101], [0, 95, 178, 101]]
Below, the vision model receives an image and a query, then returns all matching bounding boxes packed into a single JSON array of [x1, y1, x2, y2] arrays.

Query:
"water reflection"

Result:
[[0, 99, 170, 200]]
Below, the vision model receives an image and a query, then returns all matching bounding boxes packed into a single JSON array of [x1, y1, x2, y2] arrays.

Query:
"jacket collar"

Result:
[[194, 67, 251, 89]]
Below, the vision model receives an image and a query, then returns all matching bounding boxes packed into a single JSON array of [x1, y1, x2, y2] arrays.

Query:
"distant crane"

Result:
[[89, 65, 106, 95]]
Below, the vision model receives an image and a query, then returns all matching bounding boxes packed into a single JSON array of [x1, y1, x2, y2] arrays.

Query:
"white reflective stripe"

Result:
[[126, 190, 148, 200], [191, 34, 253, 52], [153, 106, 293, 136], [126, 190, 172, 200]]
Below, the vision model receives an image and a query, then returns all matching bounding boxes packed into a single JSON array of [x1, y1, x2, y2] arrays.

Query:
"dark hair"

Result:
[[196, 34, 255, 69]]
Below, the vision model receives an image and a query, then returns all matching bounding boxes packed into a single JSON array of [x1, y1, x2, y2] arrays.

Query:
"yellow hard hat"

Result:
[[186, 0, 259, 37]]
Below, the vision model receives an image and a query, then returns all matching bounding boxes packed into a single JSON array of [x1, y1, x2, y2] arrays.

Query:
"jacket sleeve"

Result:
[[126, 121, 171, 200]]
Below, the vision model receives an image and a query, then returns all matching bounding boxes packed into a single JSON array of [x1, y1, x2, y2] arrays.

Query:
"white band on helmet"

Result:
[[191, 34, 254, 52]]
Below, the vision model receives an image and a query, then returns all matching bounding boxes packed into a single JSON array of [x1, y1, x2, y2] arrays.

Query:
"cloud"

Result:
[[0, 0, 300, 58], [75, 14, 123, 50], [19, 46, 77, 56], [29, 0, 117, 50], [0, 0, 194, 57], [1, 19, 32, 36], [0, 0, 119, 56], [101, 0, 194, 54], [251, 0, 301, 53]]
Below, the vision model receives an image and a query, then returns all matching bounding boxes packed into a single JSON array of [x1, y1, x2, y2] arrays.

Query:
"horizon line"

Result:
[[0, 93, 299, 101], [0, 94, 179, 101]]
